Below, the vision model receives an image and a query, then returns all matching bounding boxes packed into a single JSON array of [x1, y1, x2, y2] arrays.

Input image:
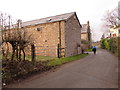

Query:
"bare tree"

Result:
[[0, 12, 13, 59], [1, 12, 34, 61], [102, 7, 118, 27], [3, 20, 33, 61]]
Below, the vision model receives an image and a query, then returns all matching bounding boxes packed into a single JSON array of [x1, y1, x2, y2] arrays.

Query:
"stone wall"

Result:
[[81, 33, 88, 41], [65, 14, 82, 57], [25, 21, 65, 57]]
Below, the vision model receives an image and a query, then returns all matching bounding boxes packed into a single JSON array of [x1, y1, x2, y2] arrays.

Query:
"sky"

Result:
[[0, 0, 119, 41]]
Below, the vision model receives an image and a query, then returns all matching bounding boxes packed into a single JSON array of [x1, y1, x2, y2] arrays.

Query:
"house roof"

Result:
[[81, 24, 88, 33], [21, 12, 75, 27]]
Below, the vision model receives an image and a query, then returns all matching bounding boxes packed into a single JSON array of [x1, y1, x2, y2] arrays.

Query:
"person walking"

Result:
[[92, 46, 97, 54]]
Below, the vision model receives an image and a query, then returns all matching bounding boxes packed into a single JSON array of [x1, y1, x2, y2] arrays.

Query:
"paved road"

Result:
[[8, 48, 118, 88]]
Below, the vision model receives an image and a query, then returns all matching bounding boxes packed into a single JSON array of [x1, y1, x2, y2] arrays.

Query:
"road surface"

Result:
[[8, 48, 118, 88]]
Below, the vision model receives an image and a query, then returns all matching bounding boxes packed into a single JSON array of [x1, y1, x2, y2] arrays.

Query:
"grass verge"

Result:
[[85, 49, 92, 52], [25, 55, 54, 62], [47, 54, 88, 66]]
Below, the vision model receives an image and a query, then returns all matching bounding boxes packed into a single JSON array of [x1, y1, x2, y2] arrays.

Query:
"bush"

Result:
[[101, 37, 118, 55], [108, 38, 117, 53], [101, 39, 108, 49], [2, 59, 52, 84]]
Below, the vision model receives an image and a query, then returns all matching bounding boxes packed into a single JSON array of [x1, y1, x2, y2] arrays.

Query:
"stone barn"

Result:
[[3, 12, 82, 58]]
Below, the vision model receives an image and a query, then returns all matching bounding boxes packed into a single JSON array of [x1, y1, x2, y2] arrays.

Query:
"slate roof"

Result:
[[21, 12, 75, 27]]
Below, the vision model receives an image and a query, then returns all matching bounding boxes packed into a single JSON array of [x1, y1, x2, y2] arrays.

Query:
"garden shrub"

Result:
[[101, 39, 108, 49], [101, 37, 118, 55], [2, 59, 52, 84]]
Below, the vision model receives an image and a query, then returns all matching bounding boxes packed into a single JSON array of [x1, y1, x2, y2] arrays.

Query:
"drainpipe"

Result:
[[59, 21, 61, 48], [58, 21, 61, 58]]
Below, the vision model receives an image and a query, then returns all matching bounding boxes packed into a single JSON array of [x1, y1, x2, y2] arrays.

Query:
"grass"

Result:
[[47, 54, 88, 66], [2, 53, 88, 65], [25, 55, 54, 62], [2, 54, 88, 66], [2, 54, 54, 63], [85, 48, 92, 52]]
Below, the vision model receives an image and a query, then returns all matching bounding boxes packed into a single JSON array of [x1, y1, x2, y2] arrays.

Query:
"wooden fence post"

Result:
[[31, 44, 35, 62]]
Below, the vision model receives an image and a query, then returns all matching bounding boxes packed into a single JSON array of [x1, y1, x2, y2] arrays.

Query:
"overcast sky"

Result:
[[0, 0, 119, 41]]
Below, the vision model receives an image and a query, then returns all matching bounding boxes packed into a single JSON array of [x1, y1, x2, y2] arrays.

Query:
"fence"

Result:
[[1, 43, 65, 59], [27, 44, 65, 58]]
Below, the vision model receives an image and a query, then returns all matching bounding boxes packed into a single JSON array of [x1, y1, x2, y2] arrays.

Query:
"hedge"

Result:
[[101, 37, 119, 56]]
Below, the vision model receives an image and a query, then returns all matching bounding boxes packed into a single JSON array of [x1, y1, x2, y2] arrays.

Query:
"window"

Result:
[[35, 27, 42, 31], [46, 18, 52, 22], [37, 28, 41, 31], [113, 34, 116, 37]]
